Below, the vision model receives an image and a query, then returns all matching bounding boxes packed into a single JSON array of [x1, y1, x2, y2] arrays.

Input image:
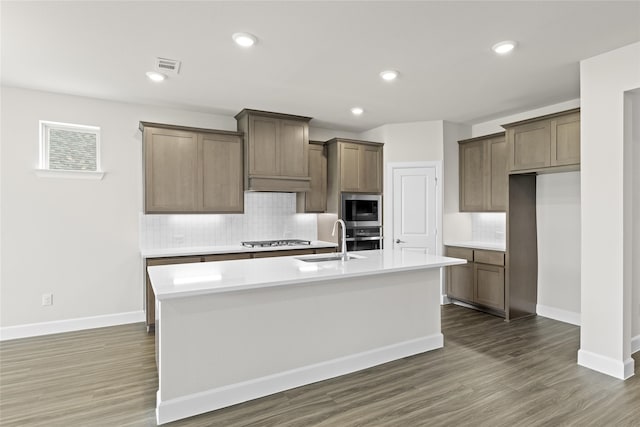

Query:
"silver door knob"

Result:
[[395, 239, 405, 244]]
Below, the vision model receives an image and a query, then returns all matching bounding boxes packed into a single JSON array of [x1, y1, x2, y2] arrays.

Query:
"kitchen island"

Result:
[[147, 249, 466, 424]]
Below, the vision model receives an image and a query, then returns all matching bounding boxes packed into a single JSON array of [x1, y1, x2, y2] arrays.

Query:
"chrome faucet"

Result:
[[332, 219, 348, 260]]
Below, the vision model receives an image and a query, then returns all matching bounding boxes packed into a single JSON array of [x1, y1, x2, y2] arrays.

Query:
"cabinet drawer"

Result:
[[445, 246, 473, 262], [147, 256, 203, 266], [315, 247, 337, 254], [252, 249, 315, 258], [203, 253, 251, 262], [473, 250, 505, 266]]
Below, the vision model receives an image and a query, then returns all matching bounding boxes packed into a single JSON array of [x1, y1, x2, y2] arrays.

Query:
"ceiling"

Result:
[[2, 1, 639, 133]]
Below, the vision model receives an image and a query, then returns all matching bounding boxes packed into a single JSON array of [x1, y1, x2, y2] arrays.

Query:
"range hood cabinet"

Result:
[[236, 109, 312, 192]]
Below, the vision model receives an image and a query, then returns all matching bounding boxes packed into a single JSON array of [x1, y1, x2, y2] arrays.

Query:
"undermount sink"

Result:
[[295, 253, 366, 263]]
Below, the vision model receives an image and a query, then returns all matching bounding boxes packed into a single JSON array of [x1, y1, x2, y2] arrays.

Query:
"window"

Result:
[[37, 121, 104, 179]]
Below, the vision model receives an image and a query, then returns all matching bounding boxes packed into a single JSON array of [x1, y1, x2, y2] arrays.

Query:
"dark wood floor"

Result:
[[1, 305, 638, 426]]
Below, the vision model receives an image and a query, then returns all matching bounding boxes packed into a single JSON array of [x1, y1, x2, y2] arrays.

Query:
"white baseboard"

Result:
[[632, 335, 640, 355], [0, 310, 145, 341], [577, 349, 635, 380], [536, 304, 581, 326], [156, 333, 444, 425]]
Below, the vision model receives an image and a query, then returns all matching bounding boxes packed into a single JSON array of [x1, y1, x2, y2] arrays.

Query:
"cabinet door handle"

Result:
[[395, 239, 405, 244]]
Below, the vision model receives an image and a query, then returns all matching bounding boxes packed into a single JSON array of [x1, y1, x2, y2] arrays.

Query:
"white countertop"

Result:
[[147, 248, 467, 300], [444, 241, 506, 252], [141, 240, 338, 258]]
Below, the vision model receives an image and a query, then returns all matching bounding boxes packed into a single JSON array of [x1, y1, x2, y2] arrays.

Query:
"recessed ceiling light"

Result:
[[146, 71, 166, 82], [351, 107, 364, 116], [380, 70, 398, 81], [232, 32, 257, 47], [492, 40, 517, 55]]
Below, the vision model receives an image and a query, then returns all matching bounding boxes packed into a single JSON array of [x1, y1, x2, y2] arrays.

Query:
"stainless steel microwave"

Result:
[[341, 193, 382, 227]]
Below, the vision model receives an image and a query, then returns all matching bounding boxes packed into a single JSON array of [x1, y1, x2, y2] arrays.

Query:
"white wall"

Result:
[[626, 90, 640, 352], [309, 126, 359, 142], [579, 41, 640, 379], [470, 99, 582, 324], [442, 121, 472, 243], [0, 87, 237, 331], [471, 99, 581, 137], [536, 172, 581, 324], [0, 87, 360, 337], [360, 121, 444, 163], [359, 120, 446, 250]]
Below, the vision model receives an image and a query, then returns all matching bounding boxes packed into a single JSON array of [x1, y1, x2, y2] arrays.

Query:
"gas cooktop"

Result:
[[241, 239, 311, 248]]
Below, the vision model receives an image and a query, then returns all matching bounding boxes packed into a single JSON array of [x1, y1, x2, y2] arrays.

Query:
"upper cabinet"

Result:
[[235, 109, 312, 192], [503, 108, 580, 173], [297, 141, 327, 213], [459, 132, 507, 212], [326, 138, 383, 194], [140, 122, 244, 214]]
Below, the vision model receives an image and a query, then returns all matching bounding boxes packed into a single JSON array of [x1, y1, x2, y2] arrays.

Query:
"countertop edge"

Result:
[[141, 241, 338, 258], [444, 241, 506, 252], [150, 253, 466, 300]]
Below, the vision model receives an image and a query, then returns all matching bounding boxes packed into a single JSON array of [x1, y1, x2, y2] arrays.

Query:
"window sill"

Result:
[[34, 169, 105, 180]]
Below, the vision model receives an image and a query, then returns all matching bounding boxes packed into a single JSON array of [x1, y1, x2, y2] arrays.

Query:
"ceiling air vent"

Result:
[[155, 57, 181, 75]]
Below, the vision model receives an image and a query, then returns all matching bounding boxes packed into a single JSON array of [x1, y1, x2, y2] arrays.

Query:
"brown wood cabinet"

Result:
[[235, 109, 312, 192], [297, 141, 327, 213], [333, 140, 383, 193], [325, 138, 384, 214], [446, 246, 505, 314], [474, 263, 505, 310], [201, 132, 244, 212], [445, 247, 474, 303], [141, 122, 243, 214], [144, 246, 336, 331], [325, 138, 383, 210], [459, 140, 485, 211], [504, 108, 580, 173], [550, 111, 581, 166], [459, 132, 507, 212]]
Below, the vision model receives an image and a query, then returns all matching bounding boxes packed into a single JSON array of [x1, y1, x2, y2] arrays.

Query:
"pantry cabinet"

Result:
[[459, 132, 507, 212], [446, 246, 506, 314], [297, 141, 327, 213], [235, 109, 312, 192], [504, 108, 580, 173], [141, 122, 244, 214]]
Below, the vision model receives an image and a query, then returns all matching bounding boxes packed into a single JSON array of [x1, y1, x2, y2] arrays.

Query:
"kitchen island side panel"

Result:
[[156, 268, 441, 423]]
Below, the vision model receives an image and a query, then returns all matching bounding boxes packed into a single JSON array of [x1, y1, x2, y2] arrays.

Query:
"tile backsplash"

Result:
[[470, 212, 506, 244], [140, 192, 317, 250]]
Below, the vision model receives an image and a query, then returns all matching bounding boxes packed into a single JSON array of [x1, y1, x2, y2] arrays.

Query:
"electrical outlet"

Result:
[[42, 293, 53, 306]]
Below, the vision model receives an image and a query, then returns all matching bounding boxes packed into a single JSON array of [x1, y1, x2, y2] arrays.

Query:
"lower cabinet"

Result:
[[144, 247, 337, 331], [474, 263, 505, 310], [446, 246, 505, 315], [448, 263, 474, 303]]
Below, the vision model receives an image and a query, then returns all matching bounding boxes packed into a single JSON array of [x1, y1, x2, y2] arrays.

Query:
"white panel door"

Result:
[[393, 166, 437, 254]]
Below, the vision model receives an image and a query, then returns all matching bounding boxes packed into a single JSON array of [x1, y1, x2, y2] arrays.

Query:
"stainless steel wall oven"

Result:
[[345, 226, 383, 251]]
